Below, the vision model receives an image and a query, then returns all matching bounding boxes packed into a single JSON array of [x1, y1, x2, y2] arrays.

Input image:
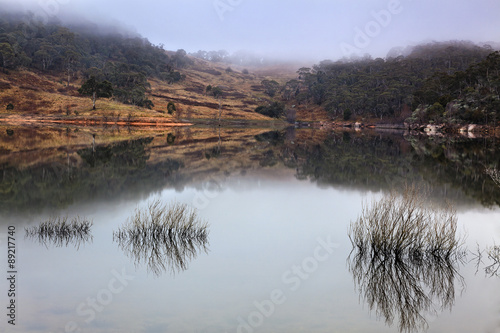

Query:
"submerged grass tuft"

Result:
[[113, 199, 209, 276], [348, 184, 467, 332], [349, 184, 464, 259], [114, 199, 209, 241], [25, 216, 93, 248]]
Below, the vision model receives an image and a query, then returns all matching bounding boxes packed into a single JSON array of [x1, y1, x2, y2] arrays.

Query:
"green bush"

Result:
[[255, 102, 285, 119], [167, 102, 176, 115]]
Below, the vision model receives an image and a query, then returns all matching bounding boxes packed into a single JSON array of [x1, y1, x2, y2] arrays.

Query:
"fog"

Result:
[[2, 0, 500, 61]]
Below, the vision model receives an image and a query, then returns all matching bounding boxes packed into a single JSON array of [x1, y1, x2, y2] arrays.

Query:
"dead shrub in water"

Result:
[[349, 184, 464, 259], [25, 216, 93, 249], [113, 200, 209, 276], [348, 184, 467, 332]]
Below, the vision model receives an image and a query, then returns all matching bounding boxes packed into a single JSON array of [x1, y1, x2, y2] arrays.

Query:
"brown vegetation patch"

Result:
[[184, 85, 206, 94], [0, 81, 12, 90], [197, 68, 222, 76]]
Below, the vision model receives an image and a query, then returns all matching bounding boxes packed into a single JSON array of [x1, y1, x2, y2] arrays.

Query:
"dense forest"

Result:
[[0, 12, 191, 108], [285, 42, 500, 125]]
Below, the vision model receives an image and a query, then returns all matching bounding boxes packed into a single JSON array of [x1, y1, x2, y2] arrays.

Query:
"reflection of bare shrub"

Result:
[[349, 184, 463, 258], [113, 200, 209, 276], [348, 184, 467, 332], [25, 216, 93, 249], [349, 250, 465, 333], [485, 245, 500, 277], [486, 168, 500, 188]]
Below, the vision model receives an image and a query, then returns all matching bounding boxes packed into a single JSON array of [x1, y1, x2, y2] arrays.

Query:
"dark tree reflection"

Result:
[[348, 251, 466, 333]]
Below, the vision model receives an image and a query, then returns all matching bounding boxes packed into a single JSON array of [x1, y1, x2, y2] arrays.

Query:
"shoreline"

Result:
[[1, 114, 499, 138], [317, 120, 500, 137], [0, 114, 193, 128]]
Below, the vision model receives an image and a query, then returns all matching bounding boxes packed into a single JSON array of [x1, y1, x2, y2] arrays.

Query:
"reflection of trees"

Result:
[[25, 216, 93, 249], [205, 126, 223, 159], [279, 132, 500, 207], [486, 168, 500, 188], [78, 137, 154, 168], [113, 200, 209, 276], [348, 251, 465, 333], [0, 137, 184, 213]]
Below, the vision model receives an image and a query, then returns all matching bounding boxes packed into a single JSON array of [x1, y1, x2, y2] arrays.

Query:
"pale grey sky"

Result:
[[3, 0, 500, 61]]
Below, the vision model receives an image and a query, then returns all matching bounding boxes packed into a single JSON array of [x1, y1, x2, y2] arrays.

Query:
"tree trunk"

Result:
[[92, 92, 96, 110], [218, 97, 222, 125], [67, 63, 71, 87]]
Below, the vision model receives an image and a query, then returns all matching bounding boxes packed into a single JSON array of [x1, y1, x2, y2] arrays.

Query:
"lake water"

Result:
[[1, 125, 499, 333]]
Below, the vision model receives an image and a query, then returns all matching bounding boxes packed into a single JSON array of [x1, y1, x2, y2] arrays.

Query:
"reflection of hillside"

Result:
[[283, 131, 500, 207], [0, 133, 184, 213], [0, 127, 281, 213], [1, 126, 499, 213]]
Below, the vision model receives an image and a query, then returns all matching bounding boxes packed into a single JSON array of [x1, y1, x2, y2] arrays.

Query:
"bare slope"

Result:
[[0, 57, 327, 123]]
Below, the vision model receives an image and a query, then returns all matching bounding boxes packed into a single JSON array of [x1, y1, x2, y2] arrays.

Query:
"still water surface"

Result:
[[0, 126, 499, 332]]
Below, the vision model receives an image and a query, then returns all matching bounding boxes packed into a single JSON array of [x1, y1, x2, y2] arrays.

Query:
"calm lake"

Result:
[[1, 125, 499, 333]]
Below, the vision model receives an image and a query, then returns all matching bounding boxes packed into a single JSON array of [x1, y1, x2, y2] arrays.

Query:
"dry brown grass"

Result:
[[0, 58, 328, 122]]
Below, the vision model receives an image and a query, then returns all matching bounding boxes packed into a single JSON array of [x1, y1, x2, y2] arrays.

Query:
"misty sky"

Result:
[[3, 0, 500, 61]]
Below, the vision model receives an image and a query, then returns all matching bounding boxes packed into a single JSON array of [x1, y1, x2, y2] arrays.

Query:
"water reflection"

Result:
[[479, 245, 500, 278], [2, 127, 500, 215], [348, 251, 466, 333], [24, 216, 93, 249], [113, 200, 209, 276], [348, 185, 467, 332], [486, 168, 500, 189]]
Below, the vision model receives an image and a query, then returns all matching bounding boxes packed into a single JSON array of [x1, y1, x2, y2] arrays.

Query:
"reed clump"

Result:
[[348, 184, 467, 332], [485, 245, 500, 277], [349, 184, 464, 259], [113, 200, 209, 276], [25, 216, 93, 248]]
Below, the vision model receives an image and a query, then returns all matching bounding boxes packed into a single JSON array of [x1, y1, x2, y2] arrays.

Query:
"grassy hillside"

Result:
[[0, 57, 328, 124], [0, 13, 326, 124]]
